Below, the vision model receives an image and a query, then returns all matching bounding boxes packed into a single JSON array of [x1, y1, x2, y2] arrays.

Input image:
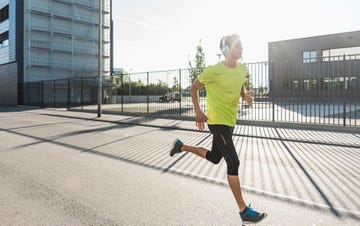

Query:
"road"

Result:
[[0, 107, 359, 225]]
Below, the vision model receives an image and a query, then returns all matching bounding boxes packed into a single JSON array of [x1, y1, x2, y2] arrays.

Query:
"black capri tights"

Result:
[[206, 125, 239, 176]]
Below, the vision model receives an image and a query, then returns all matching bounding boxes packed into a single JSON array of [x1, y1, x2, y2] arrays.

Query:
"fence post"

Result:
[[179, 69, 182, 116], [41, 81, 44, 107], [27, 82, 30, 105], [53, 80, 56, 108], [147, 71, 149, 114], [272, 93, 275, 122], [67, 78, 71, 110], [343, 95, 346, 126], [38, 81, 40, 106], [80, 77, 84, 109], [343, 76, 346, 126], [341, 59, 346, 126], [121, 73, 124, 112], [271, 61, 275, 122]]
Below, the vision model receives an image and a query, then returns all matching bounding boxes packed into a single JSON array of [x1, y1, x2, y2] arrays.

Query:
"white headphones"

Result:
[[221, 36, 230, 54]]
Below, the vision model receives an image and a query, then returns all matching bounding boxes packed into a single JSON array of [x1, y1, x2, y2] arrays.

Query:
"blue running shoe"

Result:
[[170, 139, 183, 157], [240, 204, 267, 224]]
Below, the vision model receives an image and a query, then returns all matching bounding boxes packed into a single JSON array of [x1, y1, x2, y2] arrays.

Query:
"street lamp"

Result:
[[129, 69, 132, 102], [97, 0, 103, 117]]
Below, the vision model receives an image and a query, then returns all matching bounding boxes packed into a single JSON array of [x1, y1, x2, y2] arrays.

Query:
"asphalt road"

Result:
[[0, 107, 359, 225]]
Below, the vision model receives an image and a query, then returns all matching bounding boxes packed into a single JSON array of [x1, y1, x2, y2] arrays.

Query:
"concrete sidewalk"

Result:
[[0, 106, 359, 225]]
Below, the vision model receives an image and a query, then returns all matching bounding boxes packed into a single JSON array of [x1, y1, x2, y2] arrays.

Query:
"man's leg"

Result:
[[176, 126, 247, 212], [209, 125, 247, 212], [172, 126, 266, 222], [170, 137, 222, 163], [180, 145, 208, 158], [228, 175, 247, 212]]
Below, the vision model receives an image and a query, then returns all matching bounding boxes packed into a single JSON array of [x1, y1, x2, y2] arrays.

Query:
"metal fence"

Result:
[[23, 77, 98, 108], [23, 60, 360, 127]]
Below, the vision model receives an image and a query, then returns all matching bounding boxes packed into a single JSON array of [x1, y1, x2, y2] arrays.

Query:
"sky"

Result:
[[112, 0, 360, 72]]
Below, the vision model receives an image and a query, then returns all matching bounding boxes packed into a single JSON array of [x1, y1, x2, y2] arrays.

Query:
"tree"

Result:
[[258, 85, 264, 96], [136, 79, 144, 87], [243, 71, 253, 90], [111, 71, 127, 95], [188, 39, 206, 83], [172, 76, 179, 92]]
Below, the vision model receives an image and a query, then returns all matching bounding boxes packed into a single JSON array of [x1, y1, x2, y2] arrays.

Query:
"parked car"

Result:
[[159, 92, 181, 103]]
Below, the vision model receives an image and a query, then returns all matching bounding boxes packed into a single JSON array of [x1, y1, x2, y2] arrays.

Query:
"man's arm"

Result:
[[241, 84, 245, 98], [241, 84, 254, 107], [191, 79, 205, 113], [191, 79, 207, 130]]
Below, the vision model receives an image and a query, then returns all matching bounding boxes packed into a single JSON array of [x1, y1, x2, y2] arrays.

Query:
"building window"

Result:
[[303, 51, 317, 63], [303, 79, 310, 90], [0, 5, 9, 23], [322, 46, 360, 61], [321, 77, 349, 90], [309, 79, 318, 90], [347, 77, 356, 90], [0, 31, 9, 48], [291, 80, 299, 91]]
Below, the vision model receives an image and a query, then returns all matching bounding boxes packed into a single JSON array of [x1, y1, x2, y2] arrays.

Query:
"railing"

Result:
[[23, 60, 360, 127]]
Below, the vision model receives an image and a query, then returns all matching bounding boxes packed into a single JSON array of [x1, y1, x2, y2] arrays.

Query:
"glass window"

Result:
[[303, 52, 310, 59], [2, 39, 8, 47], [322, 50, 330, 57], [348, 77, 356, 90], [0, 5, 9, 23], [303, 79, 310, 90], [324, 77, 332, 90], [322, 46, 360, 62], [303, 51, 317, 63], [292, 80, 299, 91], [0, 31, 8, 42], [310, 79, 318, 90], [0, 31, 9, 48], [310, 51, 317, 58]]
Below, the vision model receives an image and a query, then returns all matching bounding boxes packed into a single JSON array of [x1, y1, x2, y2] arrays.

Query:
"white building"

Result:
[[0, 0, 112, 105]]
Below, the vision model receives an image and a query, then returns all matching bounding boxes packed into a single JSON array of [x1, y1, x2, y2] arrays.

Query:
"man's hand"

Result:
[[195, 110, 207, 130], [241, 86, 254, 108], [243, 91, 254, 107]]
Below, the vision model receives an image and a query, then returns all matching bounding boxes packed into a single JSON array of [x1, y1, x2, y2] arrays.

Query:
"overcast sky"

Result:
[[112, 0, 360, 72]]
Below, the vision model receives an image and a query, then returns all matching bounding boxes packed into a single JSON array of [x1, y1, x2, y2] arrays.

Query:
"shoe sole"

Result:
[[169, 139, 180, 157], [242, 213, 267, 225]]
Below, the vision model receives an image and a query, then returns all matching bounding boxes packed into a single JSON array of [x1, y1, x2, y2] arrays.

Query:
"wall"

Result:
[[23, 0, 111, 82], [0, 0, 18, 105], [0, 62, 17, 105], [268, 31, 360, 98]]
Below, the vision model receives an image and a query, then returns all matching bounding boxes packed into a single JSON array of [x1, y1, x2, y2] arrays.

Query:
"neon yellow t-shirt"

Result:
[[198, 62, 248, 126]]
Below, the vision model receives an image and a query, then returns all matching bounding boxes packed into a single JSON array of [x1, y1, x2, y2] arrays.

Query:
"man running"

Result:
[[170, 34, 267, 224]]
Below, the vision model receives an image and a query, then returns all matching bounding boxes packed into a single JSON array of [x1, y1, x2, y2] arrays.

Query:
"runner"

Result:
[[170, 34, 266, 224]]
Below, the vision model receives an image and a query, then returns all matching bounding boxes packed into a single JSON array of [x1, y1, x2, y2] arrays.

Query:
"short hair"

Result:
[[219, 34, 240, 53]]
